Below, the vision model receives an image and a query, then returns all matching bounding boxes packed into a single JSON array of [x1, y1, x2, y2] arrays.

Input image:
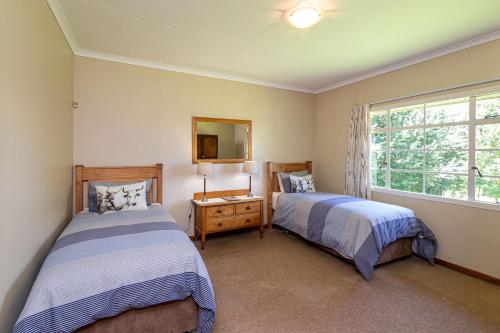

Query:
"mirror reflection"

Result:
[[197, 122, 249, 160]]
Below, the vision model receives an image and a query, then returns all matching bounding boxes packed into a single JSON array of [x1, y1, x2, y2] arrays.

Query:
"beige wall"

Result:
[[0, 1, 74, 332], [315, 39, 500, 278], [73, 56, 315, 232]]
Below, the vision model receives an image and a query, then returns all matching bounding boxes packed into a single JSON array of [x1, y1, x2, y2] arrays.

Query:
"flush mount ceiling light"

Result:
[[287, 1, 322, 29]]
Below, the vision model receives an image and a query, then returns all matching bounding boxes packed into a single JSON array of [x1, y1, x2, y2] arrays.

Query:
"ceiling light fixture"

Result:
[[287, 1, 322, 29]]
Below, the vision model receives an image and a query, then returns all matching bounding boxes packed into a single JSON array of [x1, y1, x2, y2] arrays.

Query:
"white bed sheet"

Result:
[[272, 192, 282, 210]]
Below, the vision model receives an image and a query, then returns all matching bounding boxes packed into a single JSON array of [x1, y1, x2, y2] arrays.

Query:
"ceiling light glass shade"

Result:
[[288, 2, 322, 29]]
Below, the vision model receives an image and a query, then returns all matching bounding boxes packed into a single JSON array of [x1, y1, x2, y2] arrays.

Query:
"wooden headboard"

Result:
[[266, 161, 312, 228], [75, 164, 163, 213]]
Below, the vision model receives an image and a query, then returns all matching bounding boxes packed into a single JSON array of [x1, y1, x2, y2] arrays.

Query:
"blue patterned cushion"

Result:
[[278, 170, 308, 193]]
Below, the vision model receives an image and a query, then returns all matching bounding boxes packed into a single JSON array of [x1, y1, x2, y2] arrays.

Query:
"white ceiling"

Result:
[[50, 0, 500, 93]]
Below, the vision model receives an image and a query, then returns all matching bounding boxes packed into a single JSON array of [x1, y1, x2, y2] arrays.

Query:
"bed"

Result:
[[14, 164, 216, 333], [267, 161, 437, 280]]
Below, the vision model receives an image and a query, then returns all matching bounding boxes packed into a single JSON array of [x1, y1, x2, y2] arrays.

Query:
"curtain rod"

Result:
[[369, 76, 500, 106]]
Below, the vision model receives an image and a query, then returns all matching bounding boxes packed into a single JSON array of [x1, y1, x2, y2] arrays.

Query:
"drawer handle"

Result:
[[217, 210, 222, 214], [246, 219, 251, 223], [217, 222, 223, 227], [245, 206, 251, 210]]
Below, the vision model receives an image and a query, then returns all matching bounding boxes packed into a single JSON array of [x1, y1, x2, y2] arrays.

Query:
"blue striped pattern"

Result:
[[307, 196, 363, 243], [14, 272, 215, 333], [14, 207, 216, 333], [353, 216, 421, 279], [51, 221, 181, 253], [273, 192, 437, 280]]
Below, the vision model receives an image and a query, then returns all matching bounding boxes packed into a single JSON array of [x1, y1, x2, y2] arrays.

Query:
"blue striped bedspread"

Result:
[[272, 192, 437, 280], [14, 206, 216, 333]]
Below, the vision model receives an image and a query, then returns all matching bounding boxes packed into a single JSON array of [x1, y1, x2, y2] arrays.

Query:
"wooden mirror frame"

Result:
[[192, 116, 252, 164]]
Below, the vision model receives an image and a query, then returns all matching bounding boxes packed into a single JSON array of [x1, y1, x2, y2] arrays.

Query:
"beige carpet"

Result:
[[196, 229, 500, 333]]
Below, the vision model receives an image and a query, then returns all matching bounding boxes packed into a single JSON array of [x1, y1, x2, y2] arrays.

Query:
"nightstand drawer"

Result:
[[235, 201, 260, 214], [207, 213, 261, 232], [206, 205, 234, 218]]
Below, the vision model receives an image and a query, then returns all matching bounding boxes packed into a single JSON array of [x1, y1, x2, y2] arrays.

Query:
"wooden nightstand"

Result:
[[192, 189, 264, 249]]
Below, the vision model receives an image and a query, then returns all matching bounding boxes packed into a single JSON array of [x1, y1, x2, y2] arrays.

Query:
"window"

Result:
[[369, 92, 500, 206]]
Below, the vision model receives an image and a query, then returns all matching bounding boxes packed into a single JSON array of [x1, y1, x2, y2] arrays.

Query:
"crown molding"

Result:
[[314, 30, 500, 94], [47, 0, 78, 53], [47, 0, 500, 95], [47, 0, 313, 93], [75, 50, 315, 93]]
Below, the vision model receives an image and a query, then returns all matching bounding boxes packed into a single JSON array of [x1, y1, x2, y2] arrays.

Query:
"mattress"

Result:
[[14, 206, 216, 333]]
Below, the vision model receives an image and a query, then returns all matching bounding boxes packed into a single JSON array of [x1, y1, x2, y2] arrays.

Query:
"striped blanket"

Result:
[[14, 206, 216, 333], [272, 192, 437, 280]]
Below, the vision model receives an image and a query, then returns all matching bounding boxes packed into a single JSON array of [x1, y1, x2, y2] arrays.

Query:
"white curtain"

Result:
[[345, 104, 371, 199]]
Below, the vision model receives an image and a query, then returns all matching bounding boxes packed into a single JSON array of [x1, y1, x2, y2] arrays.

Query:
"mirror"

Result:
[[192, 117, 252, 163]]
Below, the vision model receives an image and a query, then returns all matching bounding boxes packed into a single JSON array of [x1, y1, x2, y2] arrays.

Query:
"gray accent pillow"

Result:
[[278, 170, 308, 193], [89, 179, 152, 212]]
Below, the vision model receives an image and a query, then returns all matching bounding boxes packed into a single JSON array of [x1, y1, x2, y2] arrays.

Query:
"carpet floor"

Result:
[[197, 229, 500, 333]]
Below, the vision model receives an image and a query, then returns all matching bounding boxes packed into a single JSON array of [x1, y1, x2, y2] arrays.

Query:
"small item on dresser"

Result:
[[222, 196, 241, 201]]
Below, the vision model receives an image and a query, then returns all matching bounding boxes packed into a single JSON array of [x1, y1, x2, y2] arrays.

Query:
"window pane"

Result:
[[476, 123, 500, 149], [370, 112, 387, 129], [426, 97, 469, 124], [390, 105, 424, 128], [476, 151, 500, 177], [476, 93, 500, 120], [370, 151, 386, 169], [371, 132, 387, 150], [425, 125, 468, 149], [390, 151, 424, 170], [390, 171, 423, 193], [425, 151, 468, 173], [475, 177, 500, 204], [425, 174, 468, 200], [371, 169, 386, 187], [390, 129, 424, 149]]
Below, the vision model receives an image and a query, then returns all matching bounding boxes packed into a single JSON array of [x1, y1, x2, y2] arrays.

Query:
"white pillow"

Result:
[[95, 181, 148, 214], [289, 174, 316, 193]]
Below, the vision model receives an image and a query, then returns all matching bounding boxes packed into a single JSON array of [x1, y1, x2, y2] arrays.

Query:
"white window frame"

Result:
[[369, 89, 500, 212]]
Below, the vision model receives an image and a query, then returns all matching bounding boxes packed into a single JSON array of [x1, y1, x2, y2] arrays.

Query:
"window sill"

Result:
[[371, 187, 500, 212]]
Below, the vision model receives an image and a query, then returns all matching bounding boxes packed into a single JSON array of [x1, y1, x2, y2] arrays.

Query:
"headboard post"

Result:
[[266, 162, 274, 228], [156, 163, 163, 205], [75, 165, 84, 214], [266, 161, 313, 230], [307, 160, 312, 174]]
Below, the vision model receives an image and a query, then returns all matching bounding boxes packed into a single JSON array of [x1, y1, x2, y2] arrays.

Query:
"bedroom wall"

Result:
[[73, 56, 315, 233], [315, 39, 500, 278], [0, 2, 74, 332]]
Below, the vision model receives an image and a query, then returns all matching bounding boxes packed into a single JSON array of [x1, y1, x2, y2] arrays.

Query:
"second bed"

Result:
[[267, 161, 437, 280]]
